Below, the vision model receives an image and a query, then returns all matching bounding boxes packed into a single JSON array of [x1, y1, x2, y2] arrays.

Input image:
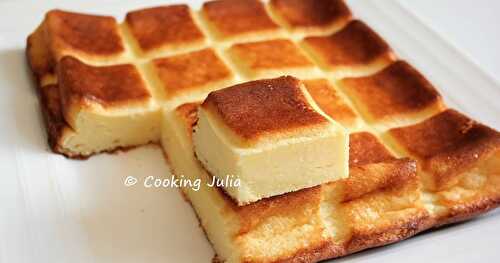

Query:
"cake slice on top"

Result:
[[193, 76, 349, 205]]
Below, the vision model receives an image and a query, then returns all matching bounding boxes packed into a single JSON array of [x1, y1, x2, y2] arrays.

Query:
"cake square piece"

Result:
[[386, 109, 500, 191], [334, 132, 430, 253], [269, 0, 352, 35], [27, 9, 127, 84], [125, 5, 206, 56], [201, 0, 283, 42], [53, 56, 161, 157], [228, 39, 318, 79], [339, 60, 445, 128], [193, 76, 349, 205], [151, 48, 236, 109], [303, 79, 360, 129], [302, 20, 395, 78]]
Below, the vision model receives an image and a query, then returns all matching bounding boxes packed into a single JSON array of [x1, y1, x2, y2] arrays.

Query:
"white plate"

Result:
[[0, 0, 499, 262]]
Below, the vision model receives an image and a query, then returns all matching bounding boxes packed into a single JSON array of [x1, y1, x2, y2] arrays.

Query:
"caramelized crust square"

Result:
[[270, 0, 352, 33], [228, 39, 316, 79], [45, 10, 125, 62], [303, 79, 359, 128], [387, 109, 500, 191], [340, 61, 445, 125], [302, 20, 395, 77], [349, 132, 395, 167], [125, 5, 206, 54], [202, 76, 328, 142], [201, 0, 281, 41], [153, 48, 234, 100], [58, 56, 151, 125]]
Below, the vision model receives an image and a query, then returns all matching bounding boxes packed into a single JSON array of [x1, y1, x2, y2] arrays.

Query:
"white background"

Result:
[[401, 0, 500, 83], [0, 1, 499, 262]]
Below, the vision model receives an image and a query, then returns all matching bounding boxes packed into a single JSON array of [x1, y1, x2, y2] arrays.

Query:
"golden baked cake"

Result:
[[26, 0, 500, 262], [193, 76, 349, 205]]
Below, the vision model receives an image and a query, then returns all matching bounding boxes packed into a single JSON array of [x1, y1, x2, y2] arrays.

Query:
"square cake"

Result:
[[193, 76, 349, 205]]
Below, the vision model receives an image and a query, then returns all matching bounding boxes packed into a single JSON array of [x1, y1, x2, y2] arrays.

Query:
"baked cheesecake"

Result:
[[26, 1, 500, 262], [193, 76, 349, 205]]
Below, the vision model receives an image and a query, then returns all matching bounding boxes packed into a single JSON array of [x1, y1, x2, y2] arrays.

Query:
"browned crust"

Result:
[[153, 48, 233, 97], [341, 60, 445, 121], [230, 39, 313, 71], [125, 5, 205, 52], [201, 76, 328, 141], [270, 240, 344, 263], [345, 209, 432, 254], [270, 0, 352, 29], [437, 195, 500, 227], [389, 109, 500, 190], [45, 9, 125, 60], [343, 158, 416, 202], [348, 132, 395, 167], [27, 24, 53, 80], [303, 79, 358, 128], [202, 0, 279, 38], [229, 185, 323, 235], [57, 56, 151, 113], [303, 20, 394, 67]]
